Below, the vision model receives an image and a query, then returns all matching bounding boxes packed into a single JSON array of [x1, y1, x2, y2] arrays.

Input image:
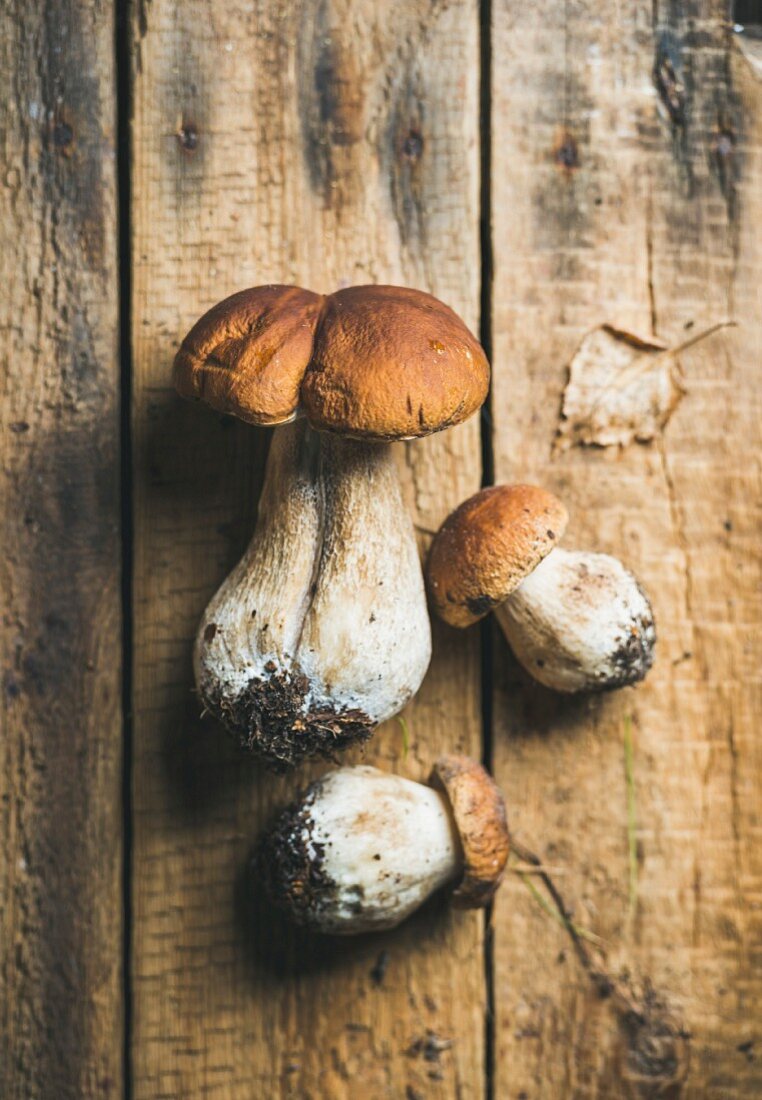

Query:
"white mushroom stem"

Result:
[[196, 419, 432, 767], [260, 766, 462, 933], [495, 547, 656, 693]]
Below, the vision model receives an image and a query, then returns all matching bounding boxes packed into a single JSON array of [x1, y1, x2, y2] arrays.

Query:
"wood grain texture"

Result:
[[0, 1, 123, 1097], [129, 1, 484, 1096], [490, 2, 762, 1097]]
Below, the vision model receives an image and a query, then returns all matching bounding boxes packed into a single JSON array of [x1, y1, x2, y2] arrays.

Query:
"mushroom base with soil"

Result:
[[256, 756, 510, 933]]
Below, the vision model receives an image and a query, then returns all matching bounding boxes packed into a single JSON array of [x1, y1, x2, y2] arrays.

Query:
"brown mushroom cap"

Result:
[[173, 284, 489, 442], [426, 484, 569, 628], [173, 285, 324, 426], [429, 754, 509, 908]]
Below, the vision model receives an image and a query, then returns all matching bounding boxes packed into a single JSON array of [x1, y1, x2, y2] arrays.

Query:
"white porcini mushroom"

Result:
[[426, 485, 656, 693], [257, 756, 510, 933], [174, 284, 489, 769]]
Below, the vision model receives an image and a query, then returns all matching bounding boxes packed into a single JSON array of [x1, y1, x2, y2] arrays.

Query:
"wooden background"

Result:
[[2, 1, 760, 1097]]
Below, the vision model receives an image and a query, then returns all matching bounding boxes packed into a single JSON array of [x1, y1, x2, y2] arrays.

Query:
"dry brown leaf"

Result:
[[555, 321, 734, 450]]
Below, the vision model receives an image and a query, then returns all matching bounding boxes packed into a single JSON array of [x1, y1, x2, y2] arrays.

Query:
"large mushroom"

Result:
[[426, 485, 656, 693], [174, 285, 489, 768], [256, 755, 510, 933]]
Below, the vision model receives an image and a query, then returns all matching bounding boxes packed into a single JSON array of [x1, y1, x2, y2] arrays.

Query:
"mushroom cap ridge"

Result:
[[426, 484, 569, 629], [430, 754, 510, 908], [173, 284, 489, 442]]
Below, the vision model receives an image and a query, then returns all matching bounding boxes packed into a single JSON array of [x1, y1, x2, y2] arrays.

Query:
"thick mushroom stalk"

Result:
[[196, 419, 431, 766], [426, 485, 656, 693], [256, 756, 509, 934], [495, 548, 656, 693], [174, 284, 489, 768]]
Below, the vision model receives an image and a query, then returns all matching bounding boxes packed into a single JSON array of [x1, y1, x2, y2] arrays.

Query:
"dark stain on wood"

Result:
[[649, 15, 744, 239], [39, 2, 109, 271], [654, 30, 688, 129], [168, 35, 206, 209], [50, 116, 75, 155], [531, 76, 594, 254], [176, 116, 199, 153], [1, 2, 122, 1094], [713, 122, 738, 214], [298, 2, 365, 207], [7, 430, 120, 1094], [553, 130, 579, 172], [386, 60, 427, 251]]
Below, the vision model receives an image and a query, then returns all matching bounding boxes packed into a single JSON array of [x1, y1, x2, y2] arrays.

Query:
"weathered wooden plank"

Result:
[[0, 1, 123, 1097], [490, 2, 762, 1096], [130, 1, 484, 1095]]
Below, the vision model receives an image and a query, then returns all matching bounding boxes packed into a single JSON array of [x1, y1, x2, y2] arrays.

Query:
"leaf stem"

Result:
[[396, 714, 409, 759], [670, 318, 736, 355], [624, 715, 638, 924]]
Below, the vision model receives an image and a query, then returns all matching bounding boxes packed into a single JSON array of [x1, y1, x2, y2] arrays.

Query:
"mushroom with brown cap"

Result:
[[256, 755, 509, 933], [174, 285, 489, 769], [426, 485, 656, 693]]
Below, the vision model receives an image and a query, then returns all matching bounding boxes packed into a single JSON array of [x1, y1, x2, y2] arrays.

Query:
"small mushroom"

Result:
[[426, 485, 656, 693], [174, 285, 488, 768], [256, 755, 509, 933]]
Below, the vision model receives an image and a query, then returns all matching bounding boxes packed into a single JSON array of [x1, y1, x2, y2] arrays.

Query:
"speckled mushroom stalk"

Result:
[[174, 285, 489, 768], [195, 419, 427, 765], [426, 485, 656, 693], [256, 755, 510, 933]]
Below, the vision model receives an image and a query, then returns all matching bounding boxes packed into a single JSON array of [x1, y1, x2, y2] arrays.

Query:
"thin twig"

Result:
[[396, 715, 410, 760], [624, 715, 638, 924], [509, 837, 609, 991], [670, 318, 736, 355], [509, 839, 689, 1063], [508, 863, 569, 876], [514, 864, 603, 945]]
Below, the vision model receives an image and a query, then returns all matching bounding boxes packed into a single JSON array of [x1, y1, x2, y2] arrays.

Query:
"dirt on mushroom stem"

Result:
[[203, 668, 374, 771], [254, 785, 338, 922]]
